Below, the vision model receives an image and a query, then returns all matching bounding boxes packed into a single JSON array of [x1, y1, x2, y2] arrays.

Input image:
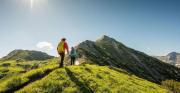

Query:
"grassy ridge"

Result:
[[16, 65, 169, 93], [0, 64, 58, 93], [16, 68, 80, 93]]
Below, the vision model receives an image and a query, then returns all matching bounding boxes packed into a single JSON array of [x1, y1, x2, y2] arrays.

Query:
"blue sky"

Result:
[[0, 0, 180, 57]]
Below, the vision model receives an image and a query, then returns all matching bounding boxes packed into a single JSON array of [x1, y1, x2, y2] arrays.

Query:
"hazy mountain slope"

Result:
[[155, 52, 180, 68], [16, 65, 169, 93], [76, 35, 180, 83], [1, 50, 54, 61]]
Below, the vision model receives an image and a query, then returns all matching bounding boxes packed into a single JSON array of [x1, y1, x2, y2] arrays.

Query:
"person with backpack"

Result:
[[70, 47, 77, 65], [57, 38, 69, 68]]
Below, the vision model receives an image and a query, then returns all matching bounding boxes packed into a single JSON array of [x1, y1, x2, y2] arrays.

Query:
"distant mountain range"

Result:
[[154, 52, 180, 68], [75, 35, 180, 83], [1, 49, 54, 61]]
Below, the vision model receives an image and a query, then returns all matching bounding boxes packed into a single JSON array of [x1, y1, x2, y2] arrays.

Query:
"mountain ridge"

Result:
[[75, 35, 180, 83]]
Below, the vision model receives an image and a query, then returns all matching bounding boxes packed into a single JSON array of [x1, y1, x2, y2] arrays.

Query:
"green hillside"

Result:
[[1, 50, 54, 61], [13, 65, 169, 93], [76, 35, 180, 83], [0, 59, 178, 93], [0, 63, 58, 93], [0, 36, 179, 93], [0, 59, 57, 82]]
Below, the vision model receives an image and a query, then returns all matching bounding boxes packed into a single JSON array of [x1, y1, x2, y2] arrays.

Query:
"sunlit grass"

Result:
[[162, 80, 180, 93], [16, 65, 169, 93], [0, 58, 173, 93], [0, 58, 58, 81], [0, 64, 58, 93], [16, 68, 79, 93]]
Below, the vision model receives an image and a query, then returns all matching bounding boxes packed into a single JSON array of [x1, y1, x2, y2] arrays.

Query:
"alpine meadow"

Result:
[[0, 0, 180, 93]]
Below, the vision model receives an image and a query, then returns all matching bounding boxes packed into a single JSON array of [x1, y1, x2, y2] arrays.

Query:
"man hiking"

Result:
[[70, 47, 77, 65], [57, 38, 69, 68]]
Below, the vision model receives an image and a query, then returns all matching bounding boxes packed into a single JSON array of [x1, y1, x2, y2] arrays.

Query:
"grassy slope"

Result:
[[0, 60, 57, 93], [0, 59, 57, 82], [16, 65, 169, 93]]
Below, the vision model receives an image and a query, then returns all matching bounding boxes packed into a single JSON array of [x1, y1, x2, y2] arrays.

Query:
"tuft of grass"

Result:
[[162, 80, 180, 93], [6, 77, 28, 90]]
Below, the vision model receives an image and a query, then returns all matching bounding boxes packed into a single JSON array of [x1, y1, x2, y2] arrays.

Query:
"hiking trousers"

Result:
[[59, 52, 65, 67], [71, 57, 76, 65]]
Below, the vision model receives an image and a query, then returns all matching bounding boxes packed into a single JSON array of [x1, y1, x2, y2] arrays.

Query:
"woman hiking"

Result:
[[70, 47, 77, 65], [57, 38, 69, 68]]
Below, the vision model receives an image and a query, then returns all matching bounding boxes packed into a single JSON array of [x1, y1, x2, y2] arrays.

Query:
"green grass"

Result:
[[16, 65, 169, 93], [0, 64, 58, 93], [16, 68, 80, 93], [162, 80, 180, 93], [0, 58, 58, 82], [0, 58, 175, 93]]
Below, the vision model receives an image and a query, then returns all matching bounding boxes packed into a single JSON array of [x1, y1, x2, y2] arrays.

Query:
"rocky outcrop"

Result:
[[155, 52, 180, 68]]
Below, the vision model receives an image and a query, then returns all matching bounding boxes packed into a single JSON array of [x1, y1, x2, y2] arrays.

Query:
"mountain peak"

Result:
[[77, 40, 95, 47], [100, 35, 111, 39], [167, 52, 179, 56], [96, 35, 115, 43]]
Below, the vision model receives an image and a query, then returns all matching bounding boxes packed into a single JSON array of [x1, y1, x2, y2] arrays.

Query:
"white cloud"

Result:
[[36, 41, 53, 51]]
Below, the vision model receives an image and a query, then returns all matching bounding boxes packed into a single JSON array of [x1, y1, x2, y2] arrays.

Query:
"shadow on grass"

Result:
[[65, 67, 93, 93]]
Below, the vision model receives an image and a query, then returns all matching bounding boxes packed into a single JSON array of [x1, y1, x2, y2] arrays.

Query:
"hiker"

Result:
[[57, 38, 69, 68], [70, 47, 77, 65]]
